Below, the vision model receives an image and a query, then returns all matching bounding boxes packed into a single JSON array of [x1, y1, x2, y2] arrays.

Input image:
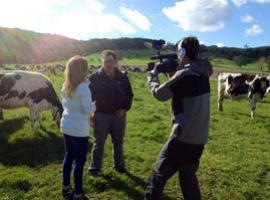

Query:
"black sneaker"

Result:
[[88, 168, 100, 176], [73, 193, 89, 200], [62, 186, 73, 200]]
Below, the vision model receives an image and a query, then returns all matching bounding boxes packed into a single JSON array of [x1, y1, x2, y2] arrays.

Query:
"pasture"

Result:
[[0, 71, 270, 200], [43, 49, 270, 73]]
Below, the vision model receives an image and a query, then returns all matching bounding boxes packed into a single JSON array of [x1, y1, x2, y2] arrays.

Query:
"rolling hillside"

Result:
[[1, 27, 270, 72]]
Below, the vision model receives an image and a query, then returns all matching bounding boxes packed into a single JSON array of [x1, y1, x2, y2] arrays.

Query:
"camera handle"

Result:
[[156, 49, 163, 64]]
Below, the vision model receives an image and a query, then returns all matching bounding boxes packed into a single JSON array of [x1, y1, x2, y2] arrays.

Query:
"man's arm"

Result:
[[148, 72, 174, 101], [88, 74, 97, 100], [124, 76, 134, 110], [119, 75, 134, 111]]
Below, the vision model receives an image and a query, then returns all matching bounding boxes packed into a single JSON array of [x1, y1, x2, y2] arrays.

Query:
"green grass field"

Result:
[[0, 71, 270, 200], [45, 49, 172, 67], [211, 58, 270, 73]]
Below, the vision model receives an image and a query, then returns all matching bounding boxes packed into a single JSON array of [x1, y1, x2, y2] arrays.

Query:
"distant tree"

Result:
[[164, 42, 175, 50], [116, 50, 123, 61], [265, 56, 270, 71], [257, 57, 266, 71], [233, 55, 248, 68]]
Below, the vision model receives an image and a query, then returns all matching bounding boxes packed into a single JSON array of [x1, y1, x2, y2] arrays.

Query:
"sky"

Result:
[[0, 0, 269, 48]]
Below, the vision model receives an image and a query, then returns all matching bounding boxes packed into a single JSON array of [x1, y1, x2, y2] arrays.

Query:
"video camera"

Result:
[[147, 39, 179, 73]]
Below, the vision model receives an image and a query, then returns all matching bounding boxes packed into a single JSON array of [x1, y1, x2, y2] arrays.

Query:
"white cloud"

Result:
[[246, 25, 263, 36], [215, 42, 224, 47], [200, 41, 205, 45], [231, 0, 247, 6], [84, 0, 105, 13], [162, 0, 231, 32], [0, 0, 149, 39], [241, 14, 255, 23], [253, 0, 270, 2], [120, 6, 151, 31], [231, 0, 270, 6]]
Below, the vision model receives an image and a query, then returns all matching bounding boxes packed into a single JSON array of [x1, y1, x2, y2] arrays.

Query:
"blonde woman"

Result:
[[60, 55, 96, 200]]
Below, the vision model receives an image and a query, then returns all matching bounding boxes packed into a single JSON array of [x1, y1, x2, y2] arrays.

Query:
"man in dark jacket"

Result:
[[144, 37, 212, 200], [88, 50, 133, 175]]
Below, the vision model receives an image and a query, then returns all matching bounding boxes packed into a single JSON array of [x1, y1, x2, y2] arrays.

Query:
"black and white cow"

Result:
[[218, 73, 270, 118], [0, 70, 63, 130], [268, 75, 270, 93]]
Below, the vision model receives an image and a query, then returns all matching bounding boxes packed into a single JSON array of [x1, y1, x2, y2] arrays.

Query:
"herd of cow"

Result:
[[0, 63, 65, 75], [0, 69, 269, 131], [0, 64, 146, 75]]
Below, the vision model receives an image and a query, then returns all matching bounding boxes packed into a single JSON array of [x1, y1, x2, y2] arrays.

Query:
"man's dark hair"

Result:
[[180, 36, 200, 61], [101, 50, 117, 60]]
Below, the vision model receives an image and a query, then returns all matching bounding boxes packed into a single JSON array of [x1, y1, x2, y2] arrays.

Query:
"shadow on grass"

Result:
[[0, 117, 64, 168], [126, 171, 147, 188], [0, 116, 28, 136], [97, 173, 144, 200], [125, 171, 175, 200], [92, 171, 174, 200], [234, 111, 268, 120]]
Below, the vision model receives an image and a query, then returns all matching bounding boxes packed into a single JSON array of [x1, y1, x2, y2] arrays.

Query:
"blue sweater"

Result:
[[60, 82, 96, 137]]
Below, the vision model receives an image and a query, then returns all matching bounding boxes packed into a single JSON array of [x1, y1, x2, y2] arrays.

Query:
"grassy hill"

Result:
[[0, 27, 151, 64], [0, 27, 88, 64], [0, 71, 270, 199]]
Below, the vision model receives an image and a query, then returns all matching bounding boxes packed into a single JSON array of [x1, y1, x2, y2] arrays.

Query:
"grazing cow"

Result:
[[218, 73, 270, 118], [38, 67, 48, 74], [132, 67, 142, 73], [0, 70, 63, 130], [55, 64, 65, 72], [268, 75, 270, 93], [121, 70, 128, 75]]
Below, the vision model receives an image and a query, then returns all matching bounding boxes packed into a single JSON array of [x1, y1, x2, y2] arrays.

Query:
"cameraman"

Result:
[[144, 37, 212, 200]]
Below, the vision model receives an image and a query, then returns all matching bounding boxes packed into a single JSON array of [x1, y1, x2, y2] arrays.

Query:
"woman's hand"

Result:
[[89, 114, 95, 127]]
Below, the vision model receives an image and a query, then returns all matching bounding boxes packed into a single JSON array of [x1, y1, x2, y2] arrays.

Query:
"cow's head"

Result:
[[226, 74, 248, 95], [52, 103, 63, 128], [246, 75, 269, 101]]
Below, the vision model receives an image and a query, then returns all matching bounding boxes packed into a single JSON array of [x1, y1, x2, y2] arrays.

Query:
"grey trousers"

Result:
[[89, 112, 126, 171]]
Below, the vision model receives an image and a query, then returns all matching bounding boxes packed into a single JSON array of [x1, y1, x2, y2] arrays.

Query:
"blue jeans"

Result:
[[62, 134, 89, 195]]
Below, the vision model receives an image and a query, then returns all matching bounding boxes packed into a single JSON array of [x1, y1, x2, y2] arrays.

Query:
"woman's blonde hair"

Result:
[[63, 55, 88, 98]]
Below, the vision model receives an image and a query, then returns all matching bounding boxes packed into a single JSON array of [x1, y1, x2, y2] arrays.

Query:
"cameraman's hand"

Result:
[[150, 65, 159, 76], [148, 65, 160, 85], [168, 70, 176, 78]]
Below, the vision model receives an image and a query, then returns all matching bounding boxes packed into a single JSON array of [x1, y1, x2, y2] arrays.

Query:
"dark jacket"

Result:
[[148, 59, 213, 145], [89, 68, 133, 114]]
